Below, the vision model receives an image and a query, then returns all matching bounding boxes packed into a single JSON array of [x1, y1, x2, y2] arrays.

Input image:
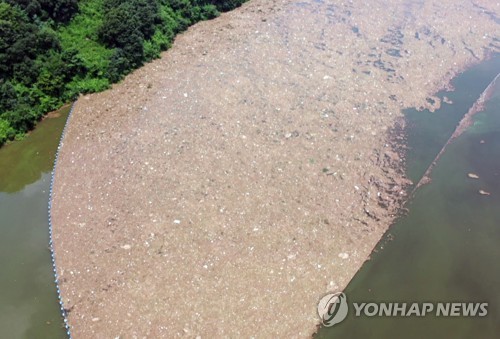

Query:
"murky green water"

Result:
[[0, 107, 69, 338], [315, 57, 500, 338]]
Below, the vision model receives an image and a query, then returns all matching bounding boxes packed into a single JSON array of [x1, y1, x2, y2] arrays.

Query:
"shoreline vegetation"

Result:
[[0, 0, 248, 146]]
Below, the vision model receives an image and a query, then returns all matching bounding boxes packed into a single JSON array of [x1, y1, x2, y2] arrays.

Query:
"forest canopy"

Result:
[[0, 0, 247, 145]]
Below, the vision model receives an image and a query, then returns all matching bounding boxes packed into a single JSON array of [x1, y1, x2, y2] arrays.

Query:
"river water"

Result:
[[0, 107, 69, 338], [315, 56, 500, 338]]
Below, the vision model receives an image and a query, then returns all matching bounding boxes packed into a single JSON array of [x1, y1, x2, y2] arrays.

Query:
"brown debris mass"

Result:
[[51, 0, 499, 337]]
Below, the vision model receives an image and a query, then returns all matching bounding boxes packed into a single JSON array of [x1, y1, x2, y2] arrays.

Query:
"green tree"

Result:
[[0, 0, 248, 146], [0, 118, 15, 144], [6, 0, 78, 23]]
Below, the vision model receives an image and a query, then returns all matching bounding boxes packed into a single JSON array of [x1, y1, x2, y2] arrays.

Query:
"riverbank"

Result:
[[51, 0, 499, 337]]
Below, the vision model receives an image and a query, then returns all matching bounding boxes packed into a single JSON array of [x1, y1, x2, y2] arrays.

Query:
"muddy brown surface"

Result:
[[51, 0, 499, 337]]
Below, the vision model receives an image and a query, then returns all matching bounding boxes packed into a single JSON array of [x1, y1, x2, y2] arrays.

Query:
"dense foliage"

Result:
[[0, 0, 247, 145]]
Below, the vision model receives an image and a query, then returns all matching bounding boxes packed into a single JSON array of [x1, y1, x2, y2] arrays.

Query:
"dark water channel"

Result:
[[315, 56, 500, 338]]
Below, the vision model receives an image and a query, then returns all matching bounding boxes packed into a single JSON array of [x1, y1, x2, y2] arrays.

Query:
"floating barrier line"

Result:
[[48, 102, 77, 339], [412, 72, 500, 193]]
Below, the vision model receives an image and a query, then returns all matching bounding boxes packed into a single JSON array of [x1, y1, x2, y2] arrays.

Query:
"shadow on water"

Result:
[[314, 55, 500, 339], [0, 106, 69, 338], [0, 105, 70, 193]]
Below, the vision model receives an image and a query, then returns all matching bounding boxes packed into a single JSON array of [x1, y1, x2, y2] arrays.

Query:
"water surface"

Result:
[[315, 56, 500, 338], [0, 107, 69, 338]]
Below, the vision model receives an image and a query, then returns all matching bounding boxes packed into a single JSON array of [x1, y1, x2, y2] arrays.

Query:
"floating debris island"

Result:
[[51, 0, 500, 337]]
